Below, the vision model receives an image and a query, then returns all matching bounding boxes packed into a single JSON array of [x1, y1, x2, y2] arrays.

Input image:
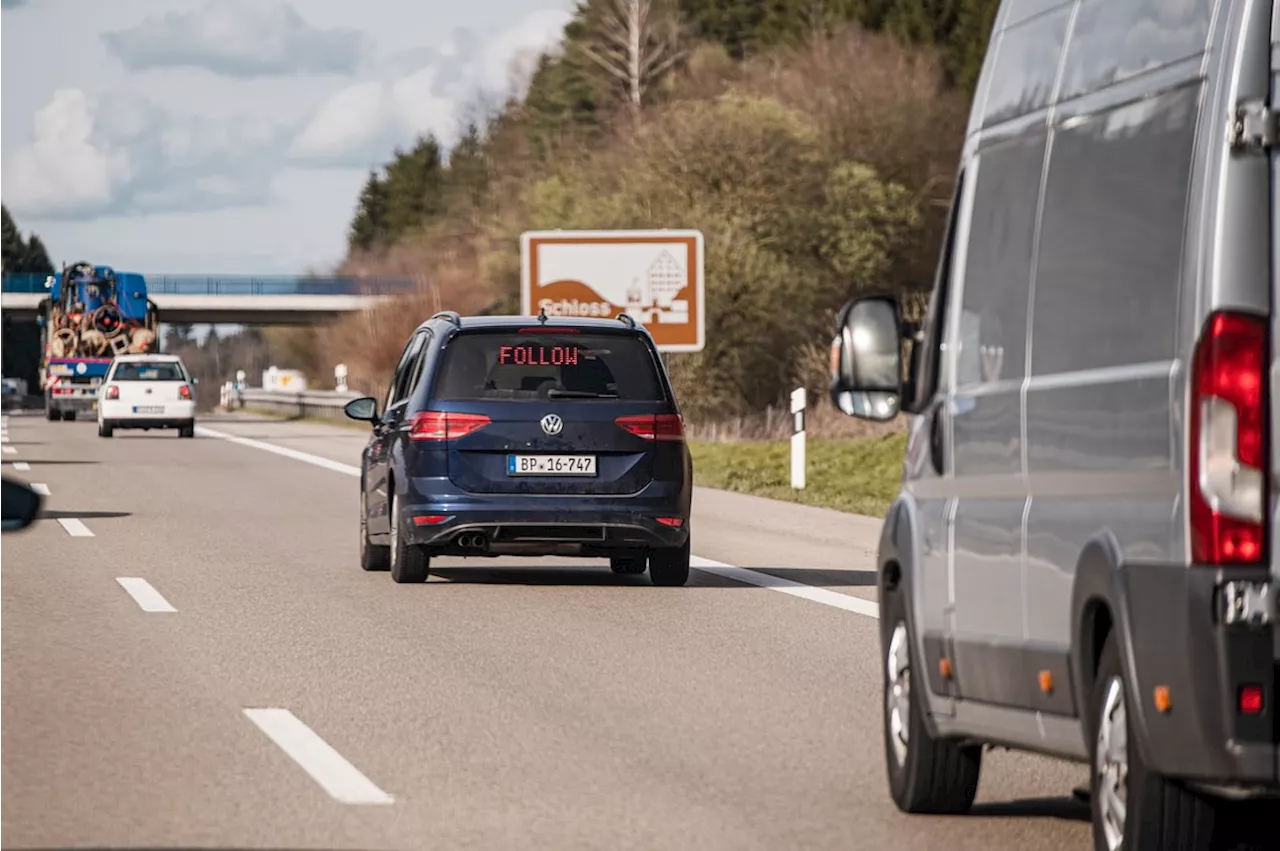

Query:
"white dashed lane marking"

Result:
[[13, 461, 30, 471], [115, 578, 177, 612], [243, 708, 394, 805], [31, 483, 50, 495], [57, 518, 94, 537]]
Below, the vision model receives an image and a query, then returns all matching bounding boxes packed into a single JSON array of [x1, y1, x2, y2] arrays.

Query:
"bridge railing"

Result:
[[1, 273, 419, 296]]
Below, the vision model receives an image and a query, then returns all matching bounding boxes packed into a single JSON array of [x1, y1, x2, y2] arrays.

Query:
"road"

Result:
[[2, 409, 1093, 850]]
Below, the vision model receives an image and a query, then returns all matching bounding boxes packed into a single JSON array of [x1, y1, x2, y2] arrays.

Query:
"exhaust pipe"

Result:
[[456, 532, 488, 551]]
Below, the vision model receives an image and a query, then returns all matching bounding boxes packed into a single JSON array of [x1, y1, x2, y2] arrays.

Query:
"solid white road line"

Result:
[[13, 461, 29, 471], [692, 557, 879, 618], [57, 518, 94, 537], [31, 483, 50, 495], [243, 708, 394, 805], [198, 424, 880, 618], [115, 577, 177, 612], [195, 426, 361, 477]]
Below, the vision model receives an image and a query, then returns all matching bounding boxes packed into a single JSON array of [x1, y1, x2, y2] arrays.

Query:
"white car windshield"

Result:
[[113, 362, 185, 381]]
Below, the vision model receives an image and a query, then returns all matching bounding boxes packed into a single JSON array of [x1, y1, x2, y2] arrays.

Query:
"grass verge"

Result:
[[689, 431, 906, 518]]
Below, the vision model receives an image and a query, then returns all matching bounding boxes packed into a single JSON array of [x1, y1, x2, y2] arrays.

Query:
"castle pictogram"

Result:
[[624, 250, 690, 324]]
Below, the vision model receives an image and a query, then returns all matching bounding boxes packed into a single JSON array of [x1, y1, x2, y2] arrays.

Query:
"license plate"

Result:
[[132, 406, 163, 414], [507, 454, 596, 476]]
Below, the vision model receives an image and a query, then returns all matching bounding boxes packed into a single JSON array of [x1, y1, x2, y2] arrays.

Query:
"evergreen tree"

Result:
[[1, 205, 54, 275], [348, 171, 390, 252], [382, 134, 448, 243]]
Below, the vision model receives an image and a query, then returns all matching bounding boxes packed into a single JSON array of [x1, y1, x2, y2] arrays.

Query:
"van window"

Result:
[[956, 132, 1046, 385], [433, 331, 665, 402], [113, 362, 185, 381], [1031, 82, 1199, 375], [981, 8, 1071, 127], [1058, 0, 1215, 101]]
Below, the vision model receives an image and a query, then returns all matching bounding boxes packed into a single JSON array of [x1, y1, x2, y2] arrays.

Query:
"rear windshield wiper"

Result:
[[546, 389, 619, 399]]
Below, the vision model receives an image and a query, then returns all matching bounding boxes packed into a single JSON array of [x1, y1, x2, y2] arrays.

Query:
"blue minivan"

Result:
[[344, 311, 693, 586]]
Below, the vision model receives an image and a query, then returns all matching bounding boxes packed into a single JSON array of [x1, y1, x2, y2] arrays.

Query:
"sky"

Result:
[[1, 0, 576, 276]]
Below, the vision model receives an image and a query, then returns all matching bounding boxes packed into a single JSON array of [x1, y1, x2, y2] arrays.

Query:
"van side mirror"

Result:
[[2, 477, 43, 532], [829, 295, 904, 421], [344, 396, 379, 423]]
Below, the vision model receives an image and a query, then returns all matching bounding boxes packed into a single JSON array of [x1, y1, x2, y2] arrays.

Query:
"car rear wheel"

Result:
[[98, 420, 113, 438], [179, 421, 195, 438], [360, 490, 390, 572], [648, 538, 690, 586], [388, 490, 429, 584], [882, 585, 981, 814], [610, 555, 647, 575]]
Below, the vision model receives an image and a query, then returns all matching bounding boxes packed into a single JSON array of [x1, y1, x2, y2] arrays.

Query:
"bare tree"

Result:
[[578, 0, 684, 119]]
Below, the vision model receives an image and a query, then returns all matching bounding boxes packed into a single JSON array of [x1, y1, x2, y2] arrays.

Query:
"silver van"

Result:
[[829, 1, 1277, 848]]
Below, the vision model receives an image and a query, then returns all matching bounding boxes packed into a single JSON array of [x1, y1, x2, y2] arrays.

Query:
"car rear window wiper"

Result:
[[546, 389, 619, 399]]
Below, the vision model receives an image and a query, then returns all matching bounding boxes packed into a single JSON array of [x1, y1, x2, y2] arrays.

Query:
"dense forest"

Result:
[[322, 0, 999, 418], [1, 205, 55, 387]]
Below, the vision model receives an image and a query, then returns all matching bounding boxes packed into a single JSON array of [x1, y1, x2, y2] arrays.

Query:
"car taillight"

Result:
[[178, 384, 192, 400], [615, 413, 684, 442], [409, 411, 490, 441], [105, 385, 119, 400], [1189, 311, 1269, 565]]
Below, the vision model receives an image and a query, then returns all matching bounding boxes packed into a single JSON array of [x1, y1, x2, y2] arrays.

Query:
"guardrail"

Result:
[[226, 386, 363, 420]]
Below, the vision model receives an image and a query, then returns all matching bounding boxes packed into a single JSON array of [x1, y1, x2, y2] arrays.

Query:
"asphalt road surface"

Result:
[[1, 409, 1102, 850]]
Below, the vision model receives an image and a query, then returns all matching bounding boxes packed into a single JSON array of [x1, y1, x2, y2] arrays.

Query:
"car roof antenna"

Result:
[[537, 306, 548, 324]]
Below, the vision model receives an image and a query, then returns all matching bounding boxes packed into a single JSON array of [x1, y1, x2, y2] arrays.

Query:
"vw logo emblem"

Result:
[[540, 413, 563, 436]]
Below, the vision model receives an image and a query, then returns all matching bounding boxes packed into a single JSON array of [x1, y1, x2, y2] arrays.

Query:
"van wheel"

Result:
[[1090, 634, 1216, 851], [610, 555, 647, 575], [881, 586, 981, 814], [388, 490, 429, 584], [648, 538, 690, 586], [98, 420, 113, 438], [359, 491, 390, 572]]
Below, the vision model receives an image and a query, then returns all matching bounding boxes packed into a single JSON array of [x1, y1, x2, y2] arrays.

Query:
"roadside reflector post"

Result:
[[791, 387, 806, 490], [335, 362, 349, 393]]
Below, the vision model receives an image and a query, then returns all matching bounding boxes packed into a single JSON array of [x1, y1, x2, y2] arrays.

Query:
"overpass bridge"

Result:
[[0, 273, 419, 324]]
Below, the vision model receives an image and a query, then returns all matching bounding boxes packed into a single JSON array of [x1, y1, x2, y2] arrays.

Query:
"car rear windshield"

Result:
[[113, 362, 185, 381], [433, 330, 665, 401]]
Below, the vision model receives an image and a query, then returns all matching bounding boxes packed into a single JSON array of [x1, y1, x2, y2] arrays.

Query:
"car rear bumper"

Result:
[[99, 400, 195, 422], [399, 477, 690, 554], [1120, 562, 1278, 792]]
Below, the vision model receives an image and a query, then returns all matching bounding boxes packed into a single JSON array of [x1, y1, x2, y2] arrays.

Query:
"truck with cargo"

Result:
[[37, 263, 160, 421]]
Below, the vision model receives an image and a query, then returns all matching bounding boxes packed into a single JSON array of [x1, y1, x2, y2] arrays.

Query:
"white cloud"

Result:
[[2, 87, 294, 220], [290, 8, 571, 167], [1, 89, 131, 217], [102, 0, 365, 78]]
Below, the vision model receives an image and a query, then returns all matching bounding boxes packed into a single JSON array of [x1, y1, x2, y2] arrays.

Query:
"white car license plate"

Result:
[[132, 406, 164, 414], [507, 454, 596, 476]]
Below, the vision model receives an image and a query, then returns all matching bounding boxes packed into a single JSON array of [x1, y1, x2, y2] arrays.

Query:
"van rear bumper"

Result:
[[1119, 562, 1278, 790]]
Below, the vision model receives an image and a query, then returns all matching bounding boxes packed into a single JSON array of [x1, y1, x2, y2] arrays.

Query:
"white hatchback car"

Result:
[[97, 354, 197, 438]]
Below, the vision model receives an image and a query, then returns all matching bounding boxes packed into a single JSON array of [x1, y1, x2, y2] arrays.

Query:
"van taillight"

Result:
[[615, 414, 684, 442], [409, 411, 490, 441], [1189, 311, 1269, 565]]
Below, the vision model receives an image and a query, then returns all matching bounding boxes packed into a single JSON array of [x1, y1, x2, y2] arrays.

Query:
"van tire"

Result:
[[98, 421, 113, 438], [882, 586, 981, 814], [388, 491, 429, 584], [1089, 634, 1216, 851], [648, 538, 690, 587]]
